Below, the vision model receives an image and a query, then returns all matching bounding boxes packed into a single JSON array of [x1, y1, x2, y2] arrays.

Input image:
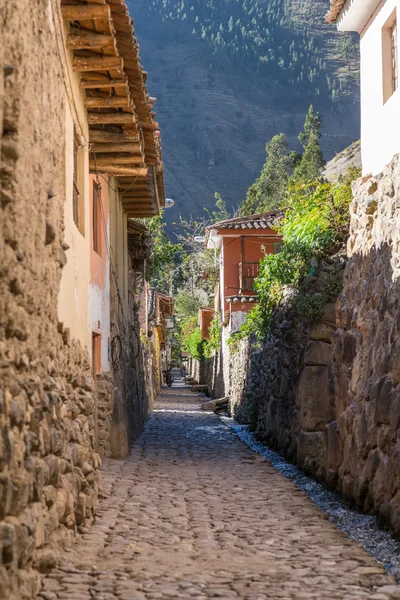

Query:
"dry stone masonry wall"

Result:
[[228, 156, 400, 538], [332, 157, 400, 535], [1, 3, 101, 598]]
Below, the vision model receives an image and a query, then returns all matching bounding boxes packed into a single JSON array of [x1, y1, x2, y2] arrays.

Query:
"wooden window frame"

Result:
[[92, 332, 102, 376], [382, 10, 398, 103], [72, 127, 85, 236], [93, 181, 102, 256]]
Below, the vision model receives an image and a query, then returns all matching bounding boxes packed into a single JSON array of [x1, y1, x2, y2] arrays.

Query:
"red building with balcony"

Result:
[[206, 212, 283, 332]]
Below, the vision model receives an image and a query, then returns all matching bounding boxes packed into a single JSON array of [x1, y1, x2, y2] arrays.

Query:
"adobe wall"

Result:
[[1, 2, 100, 597]]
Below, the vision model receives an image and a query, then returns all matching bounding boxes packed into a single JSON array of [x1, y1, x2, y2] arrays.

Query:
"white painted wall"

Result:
[[341, 0, 400, 175], [360, 0, 400, 175], [58, 35, 91, 350]]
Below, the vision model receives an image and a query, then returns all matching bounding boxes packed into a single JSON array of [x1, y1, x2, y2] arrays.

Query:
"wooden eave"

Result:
[[61, 0, 166, 216]]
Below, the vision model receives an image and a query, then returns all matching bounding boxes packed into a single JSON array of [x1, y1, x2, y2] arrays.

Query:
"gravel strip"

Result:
[[222, 417, 400, 580]]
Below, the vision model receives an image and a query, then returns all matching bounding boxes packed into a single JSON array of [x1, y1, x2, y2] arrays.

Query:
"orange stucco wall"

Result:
[[221, 230, 281, 315], [90, 175, 109, 290], [89, 174, 111, 372]]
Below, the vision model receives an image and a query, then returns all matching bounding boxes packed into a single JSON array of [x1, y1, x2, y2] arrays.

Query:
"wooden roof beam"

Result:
[[85, 96, 130, 109], [67, 27, 115, 50], [89, 130, 139, 142], [120, 191, 153, 199], [61, 4, 111, 21], [89, 164, 148, 176], [92, 155, 143, 165], [73, 56, 123, 72], [81, 78, 127, 89], [90, 142, 141, 153], [87, 112, 135, 125]]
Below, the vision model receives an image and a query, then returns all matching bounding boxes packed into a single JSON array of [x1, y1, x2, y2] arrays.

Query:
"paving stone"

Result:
[[42, 387, 400, 600]]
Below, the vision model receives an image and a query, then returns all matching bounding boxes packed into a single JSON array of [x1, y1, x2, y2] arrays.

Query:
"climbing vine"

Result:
[[228, 170, 358, 349], [204, 312, 222, 358]]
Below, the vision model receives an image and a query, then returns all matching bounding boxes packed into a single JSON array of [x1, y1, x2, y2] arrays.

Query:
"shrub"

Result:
[[228, 170, 357, 346]]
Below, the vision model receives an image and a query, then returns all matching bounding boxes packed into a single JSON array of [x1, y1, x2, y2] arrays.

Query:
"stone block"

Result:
[[304, 341, 332, 366], [325, 420, 342, 473], [342, 332, 358, 366], [298, 366, 330, 431], [201, 399, 218, 411], [297, 430, 325, 476], [309, 322, 334, 343], [375, 375, 393, 425], [321, 303, 336, 325]]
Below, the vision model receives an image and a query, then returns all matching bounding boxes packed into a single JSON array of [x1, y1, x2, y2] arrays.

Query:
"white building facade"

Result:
[[328, 0, 400, 175]]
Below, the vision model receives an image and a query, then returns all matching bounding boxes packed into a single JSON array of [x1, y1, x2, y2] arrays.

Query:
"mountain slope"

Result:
[[130, 0, 360, 229]]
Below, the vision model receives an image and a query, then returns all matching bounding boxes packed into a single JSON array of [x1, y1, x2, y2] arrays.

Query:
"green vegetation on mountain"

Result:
[[143, 0, 358, 106], [132, 0, 359, 226]]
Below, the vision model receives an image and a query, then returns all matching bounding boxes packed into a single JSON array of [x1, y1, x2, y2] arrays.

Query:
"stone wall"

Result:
[[227, 155, 400, 537], [332, 157, 400, 535], [229, 277, 339, 480], [187, 357, 212, 388], [1, 3, 101, 597]]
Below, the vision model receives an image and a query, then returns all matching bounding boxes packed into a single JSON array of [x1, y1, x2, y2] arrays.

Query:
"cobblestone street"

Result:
[[40, 387, 400, 600]]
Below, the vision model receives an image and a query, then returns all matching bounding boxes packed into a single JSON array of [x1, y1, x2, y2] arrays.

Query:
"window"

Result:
[[92, 332, 101, 376], [383, 11, 398, 103], [72, 127, 85, 235], [392, 23, 398, 93], [93, 181, 102, 255]]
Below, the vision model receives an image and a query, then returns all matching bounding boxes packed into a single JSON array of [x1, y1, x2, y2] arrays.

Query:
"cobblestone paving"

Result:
[[40, 387, 400, 600]]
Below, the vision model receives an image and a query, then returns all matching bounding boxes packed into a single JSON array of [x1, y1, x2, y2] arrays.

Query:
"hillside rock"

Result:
[[323, 140, 361, 182]]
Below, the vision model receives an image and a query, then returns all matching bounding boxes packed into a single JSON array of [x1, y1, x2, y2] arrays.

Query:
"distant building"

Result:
[[327, 0, 400, 175], [206, 212, 282, 332], [202, 212, 282, 397], [148, 290, 173, 387], [199, 307, 215, 340]]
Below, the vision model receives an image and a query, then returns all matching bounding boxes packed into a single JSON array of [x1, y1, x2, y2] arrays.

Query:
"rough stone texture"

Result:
[[0, 4, 100, 597], [332, 155, 400, 535], [98, 236, 156, 460], [227, 154, 400, 538], [187, 357, 212, 389], [96, 374, 114, 458], [228, 262, 340, 481], [40, 387, 399, 600]]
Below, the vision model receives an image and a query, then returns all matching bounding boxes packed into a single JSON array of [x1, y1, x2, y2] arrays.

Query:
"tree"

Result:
[[211, 192, 230, 222], [240, 133, 299, 215], [298, 104, 321, 147], [147, 213, 183, 294], [293, 105, 325, 182], [293, 133, 325, 182]]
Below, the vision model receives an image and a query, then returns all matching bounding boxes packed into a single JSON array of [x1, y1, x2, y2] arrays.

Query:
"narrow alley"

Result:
[[40, 386, 399, 600]]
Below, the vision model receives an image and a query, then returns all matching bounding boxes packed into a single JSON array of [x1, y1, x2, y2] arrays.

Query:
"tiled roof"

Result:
[[207, 210, 284, 232], [61, 0, 165, 216], [325, 0, 347, 23], [226, 295, 258, 304]]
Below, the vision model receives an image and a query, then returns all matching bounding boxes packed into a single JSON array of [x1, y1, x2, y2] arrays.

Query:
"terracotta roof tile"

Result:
[[206, 210, 284, 231], [325, 0, 347, 24]]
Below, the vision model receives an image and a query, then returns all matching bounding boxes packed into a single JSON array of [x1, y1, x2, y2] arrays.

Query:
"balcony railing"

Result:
[[239, 261, 260, 292]]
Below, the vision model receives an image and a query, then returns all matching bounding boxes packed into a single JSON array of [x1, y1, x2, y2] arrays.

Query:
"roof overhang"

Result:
[[61, 0, 165, 217], [206, 228, 223, 250], [328, 0, 382, 32]]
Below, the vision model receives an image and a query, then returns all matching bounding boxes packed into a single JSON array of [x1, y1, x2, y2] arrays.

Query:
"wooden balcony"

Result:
[[239, 262, 260, 292]]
